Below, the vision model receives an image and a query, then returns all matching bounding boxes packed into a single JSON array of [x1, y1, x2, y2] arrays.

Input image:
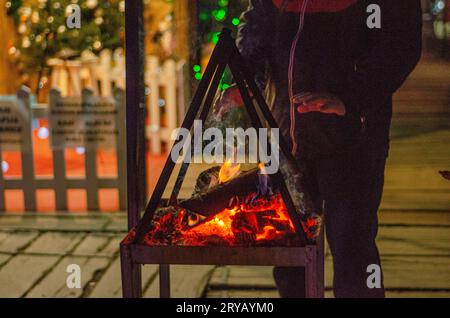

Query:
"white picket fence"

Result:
[[48, 49, 126, 97], [146, 56, 188, 154], [0, 87, 126, 212], [49, 50, 188, 155]]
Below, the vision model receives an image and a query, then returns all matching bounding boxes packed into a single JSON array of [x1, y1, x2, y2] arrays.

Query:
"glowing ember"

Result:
[[182, 192, 293, 242], [143, 192, 315, 247]]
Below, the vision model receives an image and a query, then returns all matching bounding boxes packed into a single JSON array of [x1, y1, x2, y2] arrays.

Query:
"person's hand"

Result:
[[439, 171, 450, 181], [293, 92, 346, 116], [213, 85, 244, 119]]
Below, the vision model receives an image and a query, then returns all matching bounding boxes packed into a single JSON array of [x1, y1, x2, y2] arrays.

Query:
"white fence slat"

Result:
[[81, 51, 100, 96], [163, 60, 178, 151], [66, 61, 82, 96], [147, 57, 162, 154], [49, 89, 68, 211], [98, 50, 113, 97], [114, 88, 127, 211], [177, 61, 189, 127], [82, 89, 100, 211], [112, 49, 126, 89], [17, 87, 36, 211]]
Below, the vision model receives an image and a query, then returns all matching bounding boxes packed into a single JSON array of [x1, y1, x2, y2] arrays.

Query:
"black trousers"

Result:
[[274, 113, 388, 298]]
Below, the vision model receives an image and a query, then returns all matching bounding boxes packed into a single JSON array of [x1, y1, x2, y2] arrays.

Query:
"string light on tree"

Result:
[[5, 0, 125, 87], [196, 0, 246, 85]]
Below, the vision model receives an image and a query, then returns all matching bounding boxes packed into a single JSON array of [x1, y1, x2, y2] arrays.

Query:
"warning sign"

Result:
[[49, 95, 118, 149], [0, 99, 28, 151]]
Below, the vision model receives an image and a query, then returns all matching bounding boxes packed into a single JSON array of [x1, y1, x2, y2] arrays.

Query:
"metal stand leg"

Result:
[[159, 264, 171, 298], [120, 244, 142, 298], [305, 232, 325, 298], [305, 246, 319, 298], [317, 230, 325, 298]]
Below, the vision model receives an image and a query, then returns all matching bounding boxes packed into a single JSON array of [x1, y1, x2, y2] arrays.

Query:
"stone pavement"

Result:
[[0, 211, 449, 298]]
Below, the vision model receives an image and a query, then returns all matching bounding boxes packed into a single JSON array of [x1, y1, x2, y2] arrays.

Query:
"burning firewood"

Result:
[[191, 166, 221, 196], [145, 206, 184, 246], [178, 167, 275, 217], [144, 193, 303, 247]]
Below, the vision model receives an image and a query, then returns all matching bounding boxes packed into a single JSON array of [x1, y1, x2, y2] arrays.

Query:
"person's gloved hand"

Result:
[[213, 84, 244, 119], [293, 92, 346, 116]]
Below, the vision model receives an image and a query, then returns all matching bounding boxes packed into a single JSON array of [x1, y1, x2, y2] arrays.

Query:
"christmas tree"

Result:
[[5, 0, 125, 86]]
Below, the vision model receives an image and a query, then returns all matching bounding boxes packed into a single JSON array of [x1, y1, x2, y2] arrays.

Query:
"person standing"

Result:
[[215, 0, 422, 297]]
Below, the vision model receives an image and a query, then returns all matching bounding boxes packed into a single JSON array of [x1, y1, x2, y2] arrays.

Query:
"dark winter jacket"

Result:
[[236, 0, 422, 152]]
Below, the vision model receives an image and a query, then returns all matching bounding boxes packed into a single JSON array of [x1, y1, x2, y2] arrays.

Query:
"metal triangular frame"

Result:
[[133, 28, 308, 246]]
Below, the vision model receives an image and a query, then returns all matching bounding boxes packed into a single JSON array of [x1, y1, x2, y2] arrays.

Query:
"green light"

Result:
[[232, 18, 240, 26], [218, 0, 229, 7], [213, 9, 226, 21], [193, 64, 201, 72], [199, 12, 209, 21], [210, 32, 220, 44], [221, 83, 230, 90], [195, 72, 202, 80]]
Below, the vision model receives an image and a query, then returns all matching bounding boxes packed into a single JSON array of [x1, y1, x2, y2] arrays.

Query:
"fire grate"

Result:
[[120, 28, 324, 298]]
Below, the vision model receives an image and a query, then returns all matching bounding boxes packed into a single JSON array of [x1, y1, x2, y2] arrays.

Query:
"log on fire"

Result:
[[178, 168, 275, 217]]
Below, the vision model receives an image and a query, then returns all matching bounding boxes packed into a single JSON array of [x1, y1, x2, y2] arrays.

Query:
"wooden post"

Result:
[[125, 0, 146, 229], [82, 89, 100, 211], [49, 89, 68, 211], [17, 87, 36, 212], [115, 88, 127, 211]]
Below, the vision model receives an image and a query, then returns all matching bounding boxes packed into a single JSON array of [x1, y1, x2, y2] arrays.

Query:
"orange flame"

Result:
[[180, 193, 296, 245], [218, 160, 241, 183]]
